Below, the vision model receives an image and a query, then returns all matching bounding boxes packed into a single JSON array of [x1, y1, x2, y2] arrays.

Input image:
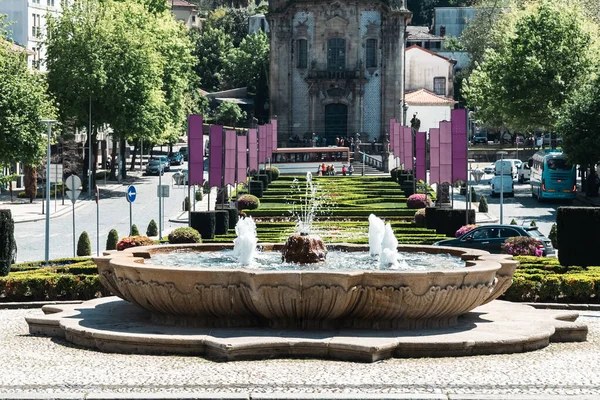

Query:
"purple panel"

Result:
[[430, 128, 440, 184], [266, 123, 273, 161], [393, 122, 401, 160], [389, 119, 396, 154], [258, 125, 267, 164], [224, 130, 236, 186], [188, 115, 204, 185], [416, 132, 426, 181], [451, 109, 468, 182], [209, 125, 223, 187], [271, 119, 278, 151], [236, 134, 247, 183], [403, 127, 413, 171], [439, 121, 453, 184], [248, 128, 258, 173]]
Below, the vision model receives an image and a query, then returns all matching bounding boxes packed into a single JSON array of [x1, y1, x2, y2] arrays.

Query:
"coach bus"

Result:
[[530, 149, 576, 201], [270, 147, 352, 175]]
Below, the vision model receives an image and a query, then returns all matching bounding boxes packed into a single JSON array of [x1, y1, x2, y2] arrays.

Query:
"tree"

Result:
[[221, 31, 269, 92], [0, 17, 57, 169], [0, 210, 16, 276], [216, 101, 246, 126], [556, 74, 600, 195], [77, 231, 92, 256], [206, 8, 250, 47], [464, 0, 595, 133], [106, 229, 119, 250], [191, 26, 233, 91]]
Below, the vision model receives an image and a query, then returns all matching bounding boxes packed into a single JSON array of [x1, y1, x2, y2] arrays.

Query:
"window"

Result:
[[366, 39, 377, 68], [327, 38, 345, 72], [48, 0, 55, 6], [500, 228, 520, 238], [31, 14, 41, 38], [297, 39, 307, 69], [433, 77, 446, 96]]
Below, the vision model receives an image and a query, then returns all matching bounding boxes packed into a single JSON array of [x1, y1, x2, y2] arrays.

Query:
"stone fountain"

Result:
[[25, 174, 588, 361]]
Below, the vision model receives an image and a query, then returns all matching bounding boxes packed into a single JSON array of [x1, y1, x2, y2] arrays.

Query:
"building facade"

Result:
[[0, 0, 72, 72], [170, 0, 201, 30], [405, 45, 455, 98], [268, 0, 411, 146]]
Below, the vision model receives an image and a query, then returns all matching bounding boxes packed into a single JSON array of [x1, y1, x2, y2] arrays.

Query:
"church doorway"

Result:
[[324, 103, 348, 146]]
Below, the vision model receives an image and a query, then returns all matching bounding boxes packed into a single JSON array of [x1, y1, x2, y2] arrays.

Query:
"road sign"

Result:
[[157, 184, 170, 198], [49, 164, 63, 183], [126, 185, 137, 203], [65, 175, 81, 191], [66, 189, 80, 204]]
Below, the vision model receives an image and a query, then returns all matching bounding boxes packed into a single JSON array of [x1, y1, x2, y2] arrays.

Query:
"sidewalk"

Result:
[[0, 171, 139, 224], [169, 187, 218, 224]]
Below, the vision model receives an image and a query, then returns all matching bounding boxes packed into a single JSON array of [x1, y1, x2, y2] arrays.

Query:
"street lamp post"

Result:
[[497, 151, 508, 225], [41, 119, 57, 265]]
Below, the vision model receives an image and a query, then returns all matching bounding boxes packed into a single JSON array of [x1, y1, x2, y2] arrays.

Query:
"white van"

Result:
[[490, 175, 514, 197], [494, 159, 520, 179], [518, 161, 531, 183]]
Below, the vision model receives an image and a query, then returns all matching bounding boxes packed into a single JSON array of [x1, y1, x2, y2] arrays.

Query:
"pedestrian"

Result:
[[348, 164, 354, 176], [342, 165, 347, 176]]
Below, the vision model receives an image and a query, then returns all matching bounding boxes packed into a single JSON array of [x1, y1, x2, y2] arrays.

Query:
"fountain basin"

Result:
[[94, 244, 517, 330]]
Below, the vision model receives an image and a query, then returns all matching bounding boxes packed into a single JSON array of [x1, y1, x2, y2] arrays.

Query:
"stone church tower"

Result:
[[268, 0, 411, 146]]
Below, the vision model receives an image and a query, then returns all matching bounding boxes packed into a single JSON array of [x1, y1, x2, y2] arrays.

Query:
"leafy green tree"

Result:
[[216, 101, 247, 126], [221, 31, 269, 92], [191, 26, 233, 91], [464, 0, 594, 133], [206, 8, 250, 47], [442, 36, 466, 51], [0, 16, 57, 168]]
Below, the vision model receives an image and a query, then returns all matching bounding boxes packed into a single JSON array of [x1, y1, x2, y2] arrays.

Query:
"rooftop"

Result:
[[406, 26, 443, 41], [405, 89, 457, 105]]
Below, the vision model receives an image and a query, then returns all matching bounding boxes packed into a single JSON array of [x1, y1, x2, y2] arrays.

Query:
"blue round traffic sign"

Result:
[[126, 185, 137, 203]]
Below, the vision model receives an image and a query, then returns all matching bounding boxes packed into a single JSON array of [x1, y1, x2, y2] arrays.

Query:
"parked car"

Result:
[[471, 136, 488, 145], [179, 146, 188, 161], [145, 159, 165, 176], [168, 152, 183, 166], [152, 156, 170, 172], [483, 163, 495, 174], [490, 175, 514, 197], [518, 161, 531, 183], [433, 224, 555, 256]]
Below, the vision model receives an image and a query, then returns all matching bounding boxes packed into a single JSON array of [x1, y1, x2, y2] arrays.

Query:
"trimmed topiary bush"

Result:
[[478, 195, 488, 212], [131, 224, 140, 236], [146, 219, 158, 237], [238, 194, 260, 210], [215, 210, 229, 235], [76, 232, 92, 256], [530, 220, 537, 227], [267, 166, 280, 181], [557, 207, 600, 267], [248, 181, 263, 197], [469, 187, 477, 202], [226, 207, 239, 229], [406, 194, 431, 209], [116, 236, 154, 251], [195, 190, 203, 201], [106, 229, 119, 251], [414, 208, 426, 227], [510, 219, 517, 225], [435, 209, 476, 237], [425, 207, 437, 229], [190, 211, 215, 239], [260, 169, 273, 184], [548, 223, 558, 249], [168, 227, 201, 244], [183, 196, 191, 211], [257, 174, 269, 190], [0, 210, 17, 276]]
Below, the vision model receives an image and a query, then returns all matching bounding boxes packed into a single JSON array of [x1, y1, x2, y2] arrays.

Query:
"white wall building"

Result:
[[405, 45, 455, 99], [404, 89, 456, 132], [171, 0, 201, 30], [0, 0, 71, 72]]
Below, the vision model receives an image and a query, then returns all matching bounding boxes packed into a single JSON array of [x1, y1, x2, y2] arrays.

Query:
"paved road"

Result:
[[14, 168, 190, 262]]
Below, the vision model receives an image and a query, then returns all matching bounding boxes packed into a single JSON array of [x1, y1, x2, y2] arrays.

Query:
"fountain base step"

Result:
[[26, 297, 588, 363]]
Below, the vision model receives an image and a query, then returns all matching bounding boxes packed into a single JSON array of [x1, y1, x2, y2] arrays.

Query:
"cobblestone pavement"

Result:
[[2, 308, 600, 397]]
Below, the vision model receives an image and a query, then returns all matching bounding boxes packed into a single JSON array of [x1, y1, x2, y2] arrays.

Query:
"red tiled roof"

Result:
[[406, 44, 456, 64], [170, 0, 195, 8], [405, 89, 457, 105]]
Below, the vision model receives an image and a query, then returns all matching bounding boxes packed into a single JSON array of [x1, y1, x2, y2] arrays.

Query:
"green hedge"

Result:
[[557, 207, 600, 267], [0, 272, 109, 302]]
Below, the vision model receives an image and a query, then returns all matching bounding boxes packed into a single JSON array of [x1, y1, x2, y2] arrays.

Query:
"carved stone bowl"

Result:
[[94, 244, 517, 330]]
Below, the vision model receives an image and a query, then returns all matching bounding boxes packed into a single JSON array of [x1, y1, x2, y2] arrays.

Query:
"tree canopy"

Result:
[[0, 17, 57, 167], [463, 0, 595, 132]]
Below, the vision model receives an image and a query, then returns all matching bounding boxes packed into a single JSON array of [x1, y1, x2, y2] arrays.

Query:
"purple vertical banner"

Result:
[[389, 119, 396, 155], [223, 130, 236, 186], [439, 121, 453, 183], [258, 125, 267, 164], [403, 127, 413, 171], [188, 115, 204, 185], [209, 125, 223, 187], [430, 128, 440, 184], [271, 119, 278, 151], [416, 132, 426, 182], [248, 128, 258, 173], [451, 109, 468, 182], [265, 123, 273, 161], [236, 133, 247, 183], [393, 121, 401, 160]]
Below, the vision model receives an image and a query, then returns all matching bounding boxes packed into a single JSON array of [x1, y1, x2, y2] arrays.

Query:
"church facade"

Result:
[[268, 0, 411, 146]]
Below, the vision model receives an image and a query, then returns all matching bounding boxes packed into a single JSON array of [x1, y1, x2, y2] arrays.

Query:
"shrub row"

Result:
[[0, 272, 109, 302]]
